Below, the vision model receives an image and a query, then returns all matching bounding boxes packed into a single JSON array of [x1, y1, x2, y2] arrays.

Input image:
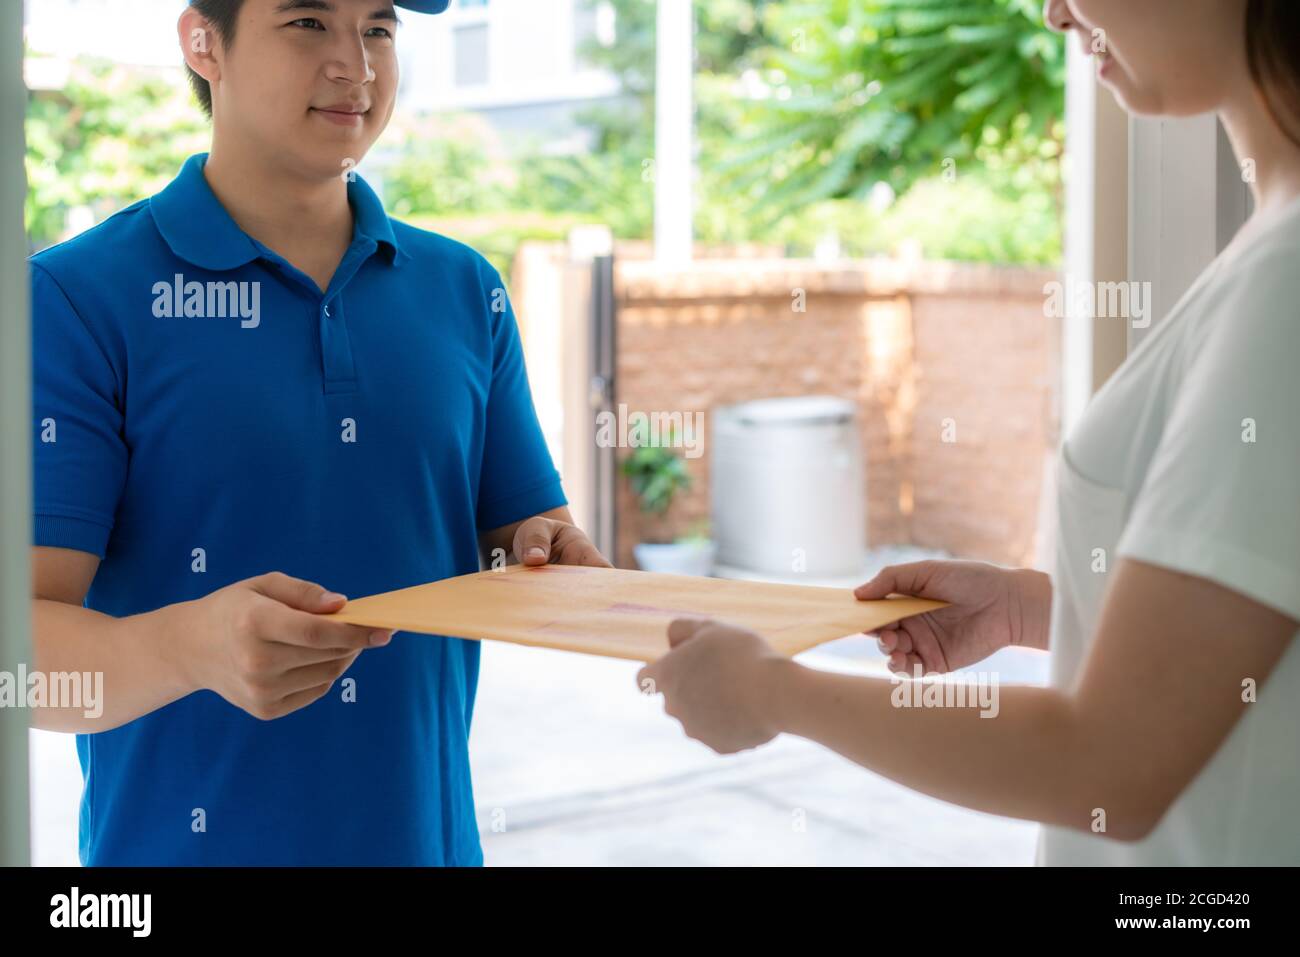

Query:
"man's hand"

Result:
[[636, 618, 791, 754], [479, 507, 611, 569], [180, 571, 393, 721], [512, 514, 612, 568]]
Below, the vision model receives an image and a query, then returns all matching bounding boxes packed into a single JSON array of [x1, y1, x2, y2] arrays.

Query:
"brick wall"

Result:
[[610, 258, 1061, 570]]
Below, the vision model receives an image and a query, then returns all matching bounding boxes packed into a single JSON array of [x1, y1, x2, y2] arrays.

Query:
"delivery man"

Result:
[[29, 0, 608, 866]]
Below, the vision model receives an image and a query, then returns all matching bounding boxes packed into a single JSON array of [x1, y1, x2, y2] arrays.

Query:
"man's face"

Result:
[[211, 0, 400, 180]]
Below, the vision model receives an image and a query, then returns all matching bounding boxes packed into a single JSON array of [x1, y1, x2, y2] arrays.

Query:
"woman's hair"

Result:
[[184, 0, 245, 119], [1245, 0, 1300, 147]]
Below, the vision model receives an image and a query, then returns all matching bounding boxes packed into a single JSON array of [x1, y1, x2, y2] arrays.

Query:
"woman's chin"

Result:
[[1102, 71, 1214, 120], [1101, 75, 1167, 117]]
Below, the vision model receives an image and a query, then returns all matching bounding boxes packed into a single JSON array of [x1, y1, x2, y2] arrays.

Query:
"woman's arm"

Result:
[[641, 557, 1296, 841]]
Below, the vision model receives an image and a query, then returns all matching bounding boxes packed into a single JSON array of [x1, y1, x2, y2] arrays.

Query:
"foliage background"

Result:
[[25, 0, 1064, 270]]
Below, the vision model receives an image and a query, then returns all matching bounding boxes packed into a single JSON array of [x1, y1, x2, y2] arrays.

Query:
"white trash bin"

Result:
[[711, 396, 865, 578]]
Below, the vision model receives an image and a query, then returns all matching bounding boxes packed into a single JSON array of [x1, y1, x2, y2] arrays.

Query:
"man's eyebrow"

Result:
[[273, 0, 399, 21], [274, 0, 333, 12]]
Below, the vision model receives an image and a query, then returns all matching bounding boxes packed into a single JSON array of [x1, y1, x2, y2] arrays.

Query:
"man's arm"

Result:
[[31, 547, 389, 735], [477, 506, 611, 569], [31, 546, 196, 733]]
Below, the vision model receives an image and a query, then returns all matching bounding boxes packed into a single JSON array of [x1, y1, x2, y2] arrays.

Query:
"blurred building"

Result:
[[398, 0, 621, 153], [23, 0, 188, 84], [25, 0, 622, 154]]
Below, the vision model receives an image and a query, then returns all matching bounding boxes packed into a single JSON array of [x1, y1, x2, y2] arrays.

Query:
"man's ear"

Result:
[[178, 8, 221, 87]]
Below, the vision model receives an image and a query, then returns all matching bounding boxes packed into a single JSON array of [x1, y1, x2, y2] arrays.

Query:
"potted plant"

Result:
[[621, 437, 715, 576]]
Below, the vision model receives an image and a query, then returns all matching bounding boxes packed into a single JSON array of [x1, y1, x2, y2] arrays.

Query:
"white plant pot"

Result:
[[633, 541, 716, 577]]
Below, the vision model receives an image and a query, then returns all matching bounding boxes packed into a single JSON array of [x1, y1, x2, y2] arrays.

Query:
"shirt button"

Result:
[[324, 305, 331, 317]]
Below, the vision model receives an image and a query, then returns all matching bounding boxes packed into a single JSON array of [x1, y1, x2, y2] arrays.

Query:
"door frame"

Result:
[[1061, 43, 1249, 435], [1, 0, 32, 868], [1128, 113, 1252, 352]]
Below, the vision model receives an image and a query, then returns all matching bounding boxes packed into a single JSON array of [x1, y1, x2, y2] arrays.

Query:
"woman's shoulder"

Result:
[[1185, 206, 1300, 350], [1211, 197, 1300, 301]]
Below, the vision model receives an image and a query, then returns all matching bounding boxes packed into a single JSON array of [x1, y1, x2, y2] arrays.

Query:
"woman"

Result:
[[638, 0, 1300, 865]]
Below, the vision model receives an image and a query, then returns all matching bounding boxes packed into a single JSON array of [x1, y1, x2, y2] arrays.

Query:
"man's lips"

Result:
[[311, 105, 369, 126]]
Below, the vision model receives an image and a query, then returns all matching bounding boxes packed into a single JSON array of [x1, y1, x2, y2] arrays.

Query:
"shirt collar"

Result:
[[150, 153, 406, 271]]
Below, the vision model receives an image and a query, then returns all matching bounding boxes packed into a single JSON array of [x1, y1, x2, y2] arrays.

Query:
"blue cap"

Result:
[[395, 1, 451, 12]]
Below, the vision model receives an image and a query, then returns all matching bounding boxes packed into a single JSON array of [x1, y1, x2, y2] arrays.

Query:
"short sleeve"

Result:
[[30, 262, 128, 558], [474, 266, 567, 532], [1116, 248, 1300, 621]]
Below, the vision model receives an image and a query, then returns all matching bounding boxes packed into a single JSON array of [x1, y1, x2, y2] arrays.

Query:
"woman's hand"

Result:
[[637, 618, 792, 754], [855, 561, 1051, 676]]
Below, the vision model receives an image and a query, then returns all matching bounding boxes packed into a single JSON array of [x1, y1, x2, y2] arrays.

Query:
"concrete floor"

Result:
[[470, 635, 1046, 866]]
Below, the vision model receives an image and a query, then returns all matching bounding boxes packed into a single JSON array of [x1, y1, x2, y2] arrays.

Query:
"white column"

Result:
[[1, 0, 32, 867], [1062, 41, 1129, 435], [654, 0, 693, 264]]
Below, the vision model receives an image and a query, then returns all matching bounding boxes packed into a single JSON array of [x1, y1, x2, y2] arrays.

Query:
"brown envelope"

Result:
[[329, 564, 946, 662]]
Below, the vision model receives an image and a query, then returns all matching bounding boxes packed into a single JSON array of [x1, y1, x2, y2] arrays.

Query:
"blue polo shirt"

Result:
[[30, 153, 567, 865]]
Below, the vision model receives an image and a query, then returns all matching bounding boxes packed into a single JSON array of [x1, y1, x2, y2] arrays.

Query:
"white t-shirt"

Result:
[[1037, 195, 1300, 865]]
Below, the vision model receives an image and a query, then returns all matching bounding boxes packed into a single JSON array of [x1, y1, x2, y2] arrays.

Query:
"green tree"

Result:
[[25, 56, 208, 250], [579, 0, 779, 100], [730, 0, 1065, 212], [514, 0, 781, 242], [558, 0, 1063, 263], [380, 112, 513, 219]]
